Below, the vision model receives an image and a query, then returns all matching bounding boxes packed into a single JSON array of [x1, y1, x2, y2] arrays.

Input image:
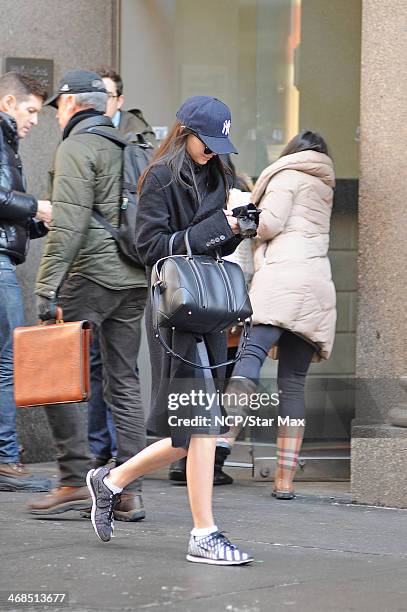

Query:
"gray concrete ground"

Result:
[[1, 463, 407, 612]]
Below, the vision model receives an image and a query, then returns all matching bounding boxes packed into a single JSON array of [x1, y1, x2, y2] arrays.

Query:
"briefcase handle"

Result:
[[38, 306, 64, 326]]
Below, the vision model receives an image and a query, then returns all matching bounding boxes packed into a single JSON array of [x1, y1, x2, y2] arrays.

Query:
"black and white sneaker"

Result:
[[86, 466, 120, 542], [186, 531, 253, 566]]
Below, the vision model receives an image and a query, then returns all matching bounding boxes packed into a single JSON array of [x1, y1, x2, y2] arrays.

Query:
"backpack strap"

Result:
[[77, 126, 147, 193], [91, 210, 119, 240], [76, 126, 128, 148], [75, 126, 128, 238]]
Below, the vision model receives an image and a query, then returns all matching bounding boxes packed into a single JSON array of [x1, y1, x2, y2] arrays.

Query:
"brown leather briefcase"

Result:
[[13, 311, 91, 408]]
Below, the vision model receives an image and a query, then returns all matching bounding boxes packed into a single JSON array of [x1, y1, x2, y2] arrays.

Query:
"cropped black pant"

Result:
[[232, 324, 315, 419]]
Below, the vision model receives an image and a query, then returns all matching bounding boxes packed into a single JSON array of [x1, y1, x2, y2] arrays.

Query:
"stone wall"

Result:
[[352, 0, 407, 506]]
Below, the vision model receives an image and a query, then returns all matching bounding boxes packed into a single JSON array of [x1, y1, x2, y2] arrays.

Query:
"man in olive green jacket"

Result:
[[30, 70, 147, 520]]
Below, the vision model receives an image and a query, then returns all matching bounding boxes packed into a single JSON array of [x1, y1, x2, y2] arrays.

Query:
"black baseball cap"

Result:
[[176, 95, 237, 155], [45, 69, 107, 108]]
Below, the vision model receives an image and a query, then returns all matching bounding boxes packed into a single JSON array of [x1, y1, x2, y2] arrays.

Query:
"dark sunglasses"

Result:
[[184, 129, 215, 155], [201, 142, 214, 155]]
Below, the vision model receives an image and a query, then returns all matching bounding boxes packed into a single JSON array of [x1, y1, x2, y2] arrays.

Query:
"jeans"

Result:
[[44, 275, 147, 491], [88, 327, 117, 461], [232, 324, 315, 419], [0, 255, 25, 463]]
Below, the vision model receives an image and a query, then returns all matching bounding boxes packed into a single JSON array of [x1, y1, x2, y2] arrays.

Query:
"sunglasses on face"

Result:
[[184, 129, 215, 155], [201, 141, 214, 155]]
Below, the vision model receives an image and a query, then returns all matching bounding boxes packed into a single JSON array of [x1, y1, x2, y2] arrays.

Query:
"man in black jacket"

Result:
[[0, 71, 52, 491]]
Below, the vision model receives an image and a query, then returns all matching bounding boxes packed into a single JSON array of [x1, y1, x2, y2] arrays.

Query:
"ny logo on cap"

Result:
[[60, 84, 70, 92], [222, 120, 231, 136]]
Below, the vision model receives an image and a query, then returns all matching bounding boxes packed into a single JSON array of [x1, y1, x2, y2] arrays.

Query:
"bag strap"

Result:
[[195, 340, 225, 429], [76, 126, 131, 238], [77, 127, 152, 183], [76, 126, 128, 147], [78, 126, 141, 191], [92, 210, 119, 241]]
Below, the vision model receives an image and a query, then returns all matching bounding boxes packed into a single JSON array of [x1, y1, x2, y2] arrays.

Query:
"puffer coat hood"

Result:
[[249, 150, 337, 359]]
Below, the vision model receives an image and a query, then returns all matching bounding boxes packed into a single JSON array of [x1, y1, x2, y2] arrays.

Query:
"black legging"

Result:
[[232, 325, 315, 419]]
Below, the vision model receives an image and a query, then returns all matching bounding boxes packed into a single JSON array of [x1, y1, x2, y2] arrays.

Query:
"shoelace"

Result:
[[10, 462, 26, 473], [197, 531, 236, 552], [97, 492, 121, 521]]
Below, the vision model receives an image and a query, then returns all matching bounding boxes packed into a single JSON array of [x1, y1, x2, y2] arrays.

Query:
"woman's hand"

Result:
[[223, 209, 240, 234]]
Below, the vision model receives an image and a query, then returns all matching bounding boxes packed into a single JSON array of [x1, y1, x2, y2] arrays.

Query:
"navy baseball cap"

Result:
[[45, 70, 107, 108], [176, 95, 238, 155]]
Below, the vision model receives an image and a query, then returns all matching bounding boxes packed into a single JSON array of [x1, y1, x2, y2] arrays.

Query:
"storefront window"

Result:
[[122, 0, 360, 178], [122, 0, 361, 460]]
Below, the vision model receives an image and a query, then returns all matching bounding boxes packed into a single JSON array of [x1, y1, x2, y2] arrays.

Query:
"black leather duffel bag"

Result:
[[151, 228, 252, 369]]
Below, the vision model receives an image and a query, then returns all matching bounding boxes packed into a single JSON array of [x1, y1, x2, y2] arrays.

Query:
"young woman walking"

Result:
[[86, 96, 253, 566]]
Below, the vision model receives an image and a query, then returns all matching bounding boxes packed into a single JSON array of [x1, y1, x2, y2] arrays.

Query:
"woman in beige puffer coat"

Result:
[[250, 143, 336, 358], [225, 130, 336, 499]]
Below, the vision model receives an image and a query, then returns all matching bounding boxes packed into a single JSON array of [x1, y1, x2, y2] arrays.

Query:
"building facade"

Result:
[[1, 0, 406, 506]]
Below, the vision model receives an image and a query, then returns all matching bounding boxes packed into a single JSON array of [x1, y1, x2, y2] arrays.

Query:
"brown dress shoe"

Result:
[[0, 463, 51, 492], [0, 462, 30, 477], [80, 492, 145, 522], [114, 492, 145, 522], [28, 486, 91, 515]]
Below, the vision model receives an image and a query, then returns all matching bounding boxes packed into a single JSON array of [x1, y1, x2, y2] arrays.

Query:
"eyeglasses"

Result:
[[107, 93, 119, 99], [183, 128, 215, 155], [195, 135, 214, 155], [202, 143, 213, 155]]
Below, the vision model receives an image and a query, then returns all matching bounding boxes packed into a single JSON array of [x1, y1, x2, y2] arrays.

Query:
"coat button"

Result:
[[215, 237, 220, 243], [210, 238, 216, 245], [205, 241, 211, 247], [220, 235, 226, 240]]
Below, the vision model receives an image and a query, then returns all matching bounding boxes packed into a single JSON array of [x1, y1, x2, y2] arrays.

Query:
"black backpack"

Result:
[[79, 127, 154, 268]]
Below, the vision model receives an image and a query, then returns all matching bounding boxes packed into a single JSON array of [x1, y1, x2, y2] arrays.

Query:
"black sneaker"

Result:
[[214, 447, 234, 485], [168, 457, 187, 483], [187, 531, 253, 566], [86, 466, 120, 542], [169, 449, 234, 486]]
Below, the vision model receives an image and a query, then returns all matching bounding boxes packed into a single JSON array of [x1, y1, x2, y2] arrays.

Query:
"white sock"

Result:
[[191, 525, 218, 538], [103, 476, 123, 494]]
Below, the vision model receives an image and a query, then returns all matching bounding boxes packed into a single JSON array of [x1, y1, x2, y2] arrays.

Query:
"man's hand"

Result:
[[37, 296, 58, 321], [35, 200, 52, 225]]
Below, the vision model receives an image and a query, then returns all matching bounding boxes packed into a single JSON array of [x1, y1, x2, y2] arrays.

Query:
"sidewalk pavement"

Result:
[[1, 462, 407, 612]]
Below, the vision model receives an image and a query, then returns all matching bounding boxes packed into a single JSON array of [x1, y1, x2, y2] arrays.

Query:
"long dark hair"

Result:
[[280, 129, 329, 158], [138, 121, 229, 203]]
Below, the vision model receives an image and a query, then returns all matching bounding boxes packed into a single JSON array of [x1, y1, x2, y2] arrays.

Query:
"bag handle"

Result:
[[38, 306, 64, 326], [168, 228, 192, 257], [169, 227, 221, 260], [168, 231, 182, 256]]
